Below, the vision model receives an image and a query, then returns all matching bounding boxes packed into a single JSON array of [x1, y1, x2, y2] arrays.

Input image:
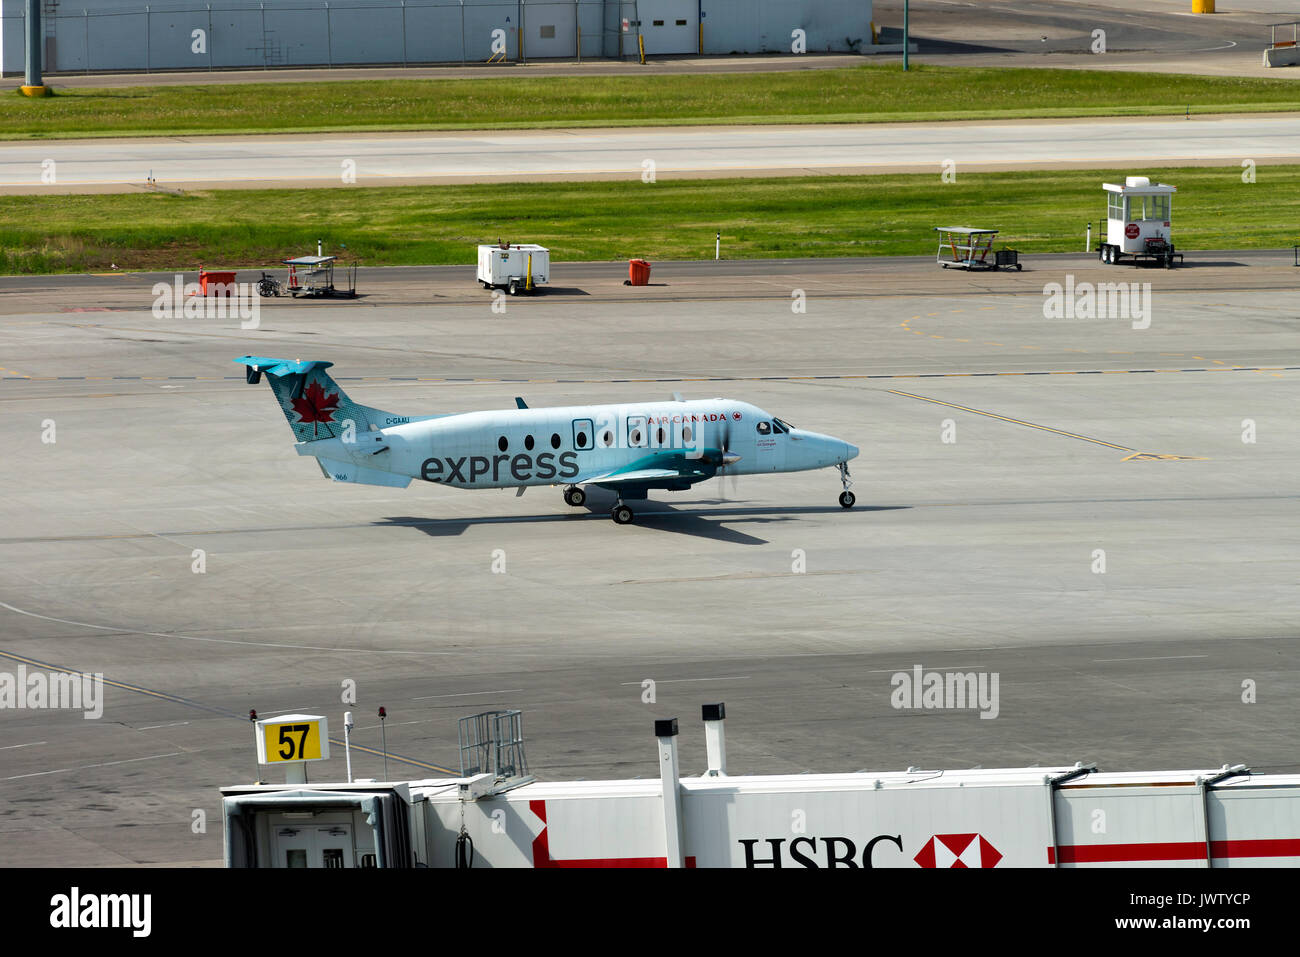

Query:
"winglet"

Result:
[[515, 397, 528, 409]]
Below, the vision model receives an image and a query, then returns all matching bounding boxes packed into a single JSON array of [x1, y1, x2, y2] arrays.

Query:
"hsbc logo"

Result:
[[739, 835, 904, 868], [913, 833, 1002, 868], [738, 832, 1003, 868]]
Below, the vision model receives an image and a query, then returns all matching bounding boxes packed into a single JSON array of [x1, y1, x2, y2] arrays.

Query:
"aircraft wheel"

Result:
[[838, 491, 856, 509], [612, 504, 634, 525], [564, 487, 586, 507]]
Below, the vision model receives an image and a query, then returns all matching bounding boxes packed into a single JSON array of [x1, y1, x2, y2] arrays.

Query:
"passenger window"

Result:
[[524, 435, 535, 451], [598, 429, 614, 448], [573, 419, 593, 450], [551, 433, 561, 449], [498, 436, 508, 452], [627, 415, 648, 448]]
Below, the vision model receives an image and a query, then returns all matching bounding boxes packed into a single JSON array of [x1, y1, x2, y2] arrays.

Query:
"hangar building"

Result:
[[2, 0, 874, 74]]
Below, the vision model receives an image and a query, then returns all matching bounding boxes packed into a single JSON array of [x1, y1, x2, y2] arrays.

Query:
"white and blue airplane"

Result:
[[237, 356, 860, 524]]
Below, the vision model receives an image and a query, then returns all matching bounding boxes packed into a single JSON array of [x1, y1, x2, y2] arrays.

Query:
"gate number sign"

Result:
[[255, 714, 329, 764]]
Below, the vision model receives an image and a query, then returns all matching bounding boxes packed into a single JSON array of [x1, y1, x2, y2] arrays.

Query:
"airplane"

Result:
[[236, 355, 860, 524]]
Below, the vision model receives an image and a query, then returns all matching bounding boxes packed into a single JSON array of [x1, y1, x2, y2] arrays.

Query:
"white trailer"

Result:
[[476, 243, 549, 295], [1098, 176, 1181, 267]]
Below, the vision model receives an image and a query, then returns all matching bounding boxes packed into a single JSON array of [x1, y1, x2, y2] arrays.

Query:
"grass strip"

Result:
[[4, 64, 1299, 140], [3, 166, 1298, 274]]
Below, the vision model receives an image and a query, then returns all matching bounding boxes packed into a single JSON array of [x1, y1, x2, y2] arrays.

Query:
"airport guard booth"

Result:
[[1099, 177, 1180, 267]]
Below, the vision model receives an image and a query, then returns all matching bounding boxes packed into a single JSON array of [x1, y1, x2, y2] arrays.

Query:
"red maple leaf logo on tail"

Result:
[[291, 380, 340, 437]]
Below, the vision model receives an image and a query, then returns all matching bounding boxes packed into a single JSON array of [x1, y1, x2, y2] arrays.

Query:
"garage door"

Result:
[[640, 0, 698, 55], [525, 3, 578, 59]]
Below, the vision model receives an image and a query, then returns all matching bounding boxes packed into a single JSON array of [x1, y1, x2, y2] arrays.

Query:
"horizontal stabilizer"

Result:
[[237, 355, 334, 378], [316, 458, 411, 488]]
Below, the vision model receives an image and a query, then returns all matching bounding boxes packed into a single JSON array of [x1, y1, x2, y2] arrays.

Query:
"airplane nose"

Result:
[[843, 442, 859, 461]]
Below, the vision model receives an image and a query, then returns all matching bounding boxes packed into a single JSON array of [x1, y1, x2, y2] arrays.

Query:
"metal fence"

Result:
[[1, 0, 871, 74]]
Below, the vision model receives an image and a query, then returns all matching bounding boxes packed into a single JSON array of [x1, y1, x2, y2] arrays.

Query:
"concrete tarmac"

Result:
[[0, 253, 1297, 865], [5, 114, 1300, 194]]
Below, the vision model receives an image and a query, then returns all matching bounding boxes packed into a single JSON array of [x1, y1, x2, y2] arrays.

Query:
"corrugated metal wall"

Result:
[[0, 0, 873, 74]]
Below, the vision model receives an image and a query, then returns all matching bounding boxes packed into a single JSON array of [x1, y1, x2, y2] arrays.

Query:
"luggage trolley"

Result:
[[935, 227, 1021, 271], [283, 254, 358, 298]]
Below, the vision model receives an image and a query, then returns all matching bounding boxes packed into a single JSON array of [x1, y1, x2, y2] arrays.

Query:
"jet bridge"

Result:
[[222, 703, 1300, 868]]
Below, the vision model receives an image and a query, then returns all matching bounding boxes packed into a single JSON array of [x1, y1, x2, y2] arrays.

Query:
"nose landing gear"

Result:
[[837, 462, 856, 509], [563, 486, 586, 507]]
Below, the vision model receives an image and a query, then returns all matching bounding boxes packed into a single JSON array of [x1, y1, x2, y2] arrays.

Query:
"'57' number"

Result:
[[278, 724, 311, 760]]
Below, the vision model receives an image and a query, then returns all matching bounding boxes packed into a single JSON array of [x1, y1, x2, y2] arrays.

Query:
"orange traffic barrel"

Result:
[[628, 259, 651, 286]]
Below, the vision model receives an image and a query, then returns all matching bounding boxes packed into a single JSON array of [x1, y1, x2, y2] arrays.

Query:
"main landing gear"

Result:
[[564, 484, 634, 523], [837, 462, 856, 509]]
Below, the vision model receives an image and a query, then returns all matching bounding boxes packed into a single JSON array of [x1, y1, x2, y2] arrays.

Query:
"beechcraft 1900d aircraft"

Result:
[[237, 356, 860, 524]]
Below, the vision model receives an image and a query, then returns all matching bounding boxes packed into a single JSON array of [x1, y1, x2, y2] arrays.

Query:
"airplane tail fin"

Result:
[[235, 355, 400, 444]]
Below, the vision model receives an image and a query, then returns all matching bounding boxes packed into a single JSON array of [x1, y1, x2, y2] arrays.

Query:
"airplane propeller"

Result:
[[715, 418, 740, 502]]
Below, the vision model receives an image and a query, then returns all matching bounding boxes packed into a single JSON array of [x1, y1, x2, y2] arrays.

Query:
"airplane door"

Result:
[[572, 418, 594, 452], [753, 419, 783, 472]]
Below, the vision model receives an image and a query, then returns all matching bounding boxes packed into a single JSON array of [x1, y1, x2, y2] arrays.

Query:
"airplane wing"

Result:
[[580, 467, 710, 487]]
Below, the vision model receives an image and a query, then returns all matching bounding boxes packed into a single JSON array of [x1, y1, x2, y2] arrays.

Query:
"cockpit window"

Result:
[[772, 418, 793, 434], [756, 421, 771, 435]]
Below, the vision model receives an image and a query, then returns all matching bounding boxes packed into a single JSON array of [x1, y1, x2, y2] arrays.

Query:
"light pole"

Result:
[[22, 0, 48, 95], [903, 0, 910, 72], [344, 711, 354, 783]]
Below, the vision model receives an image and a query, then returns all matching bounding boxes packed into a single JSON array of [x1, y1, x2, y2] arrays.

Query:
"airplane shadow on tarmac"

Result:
[[376, 503, 908, 546]]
